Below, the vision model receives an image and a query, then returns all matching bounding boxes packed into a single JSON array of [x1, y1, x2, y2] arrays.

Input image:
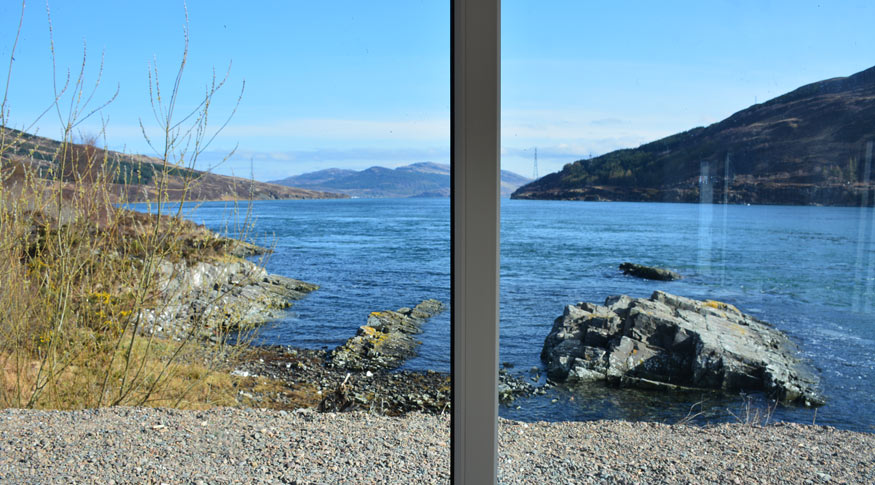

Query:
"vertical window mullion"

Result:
[[451, 0, 500, 483]]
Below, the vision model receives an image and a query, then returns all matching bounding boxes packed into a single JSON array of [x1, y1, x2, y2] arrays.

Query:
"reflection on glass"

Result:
[[697, 160, 713, 275], [853, 142, 874, 312], [499, 0, 875, 452]]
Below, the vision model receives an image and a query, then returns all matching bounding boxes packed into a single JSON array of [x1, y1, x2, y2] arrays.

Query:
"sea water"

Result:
[[161, 198, 875, 432]]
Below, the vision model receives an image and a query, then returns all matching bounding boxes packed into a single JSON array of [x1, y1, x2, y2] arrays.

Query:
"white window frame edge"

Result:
[[452, 0, 500, 483]]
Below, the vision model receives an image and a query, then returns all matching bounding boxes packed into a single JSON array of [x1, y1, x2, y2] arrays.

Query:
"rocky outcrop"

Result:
[[330, 300, 445, 371], [138, 257, 317, 339], [541, 291, 824, 406], [619, 262, 682, 281]]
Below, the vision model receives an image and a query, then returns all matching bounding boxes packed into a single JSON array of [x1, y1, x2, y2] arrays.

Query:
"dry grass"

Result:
[[0, 2, 254, 411], [0, 336, 225, 410], [0, 147, 261, 410]]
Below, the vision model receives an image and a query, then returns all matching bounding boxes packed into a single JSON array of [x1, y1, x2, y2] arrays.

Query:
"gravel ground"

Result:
[[0, 407, 872, 484]]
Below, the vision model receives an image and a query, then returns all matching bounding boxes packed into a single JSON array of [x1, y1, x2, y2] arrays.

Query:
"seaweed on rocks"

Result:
[[499, 369, 536, 404], [231, 299, 548, 415], [236, 345, 538, 415], [236, 346, 452, 415]]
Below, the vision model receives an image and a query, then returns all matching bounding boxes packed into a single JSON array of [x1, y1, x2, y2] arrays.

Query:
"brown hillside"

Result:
[[0, 126, 346, 202]]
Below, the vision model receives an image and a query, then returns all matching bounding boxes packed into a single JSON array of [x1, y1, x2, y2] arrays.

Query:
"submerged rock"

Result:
[[541, 291, 824, 406], [330, 299, 445, 371], [619, 262, 682, 281]]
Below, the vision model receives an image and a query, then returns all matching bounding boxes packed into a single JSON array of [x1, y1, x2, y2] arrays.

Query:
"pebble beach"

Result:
[[1, 407, 872, 484]]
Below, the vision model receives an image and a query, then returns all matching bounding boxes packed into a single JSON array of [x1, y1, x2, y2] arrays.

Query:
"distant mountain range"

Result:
[[1, 127, 344, 202], [512, 66, 875, 206], [271, 162, 532, 198]]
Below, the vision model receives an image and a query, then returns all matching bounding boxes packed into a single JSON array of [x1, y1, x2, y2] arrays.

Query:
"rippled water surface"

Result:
[[166, 198, 875, 432]]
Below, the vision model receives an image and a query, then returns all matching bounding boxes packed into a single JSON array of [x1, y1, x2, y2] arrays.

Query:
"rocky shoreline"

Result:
[[156, 240, 827, 421], [184, 254, 828, 419], [233, 342, 534, 416], [511, 182, 875, 207], [208, 288, 538, 414], [136, 242, 512, 417]]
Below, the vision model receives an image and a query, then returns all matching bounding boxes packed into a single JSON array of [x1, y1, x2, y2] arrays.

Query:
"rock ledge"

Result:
[[330, 299, 445, 371], [139, 257, 317, 339]]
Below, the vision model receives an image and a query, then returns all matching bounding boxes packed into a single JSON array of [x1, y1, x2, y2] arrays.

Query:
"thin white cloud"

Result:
[[79, 108, 695, 182], [501, 108, 687, 143], [590, 117, 625, 126], [222, 118, 450, 142], [72, 117, 451, 156]]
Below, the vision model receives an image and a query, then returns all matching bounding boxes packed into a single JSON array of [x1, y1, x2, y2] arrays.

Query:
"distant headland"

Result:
[[512, 66, 875, 207], [271, 162, 531, 199]]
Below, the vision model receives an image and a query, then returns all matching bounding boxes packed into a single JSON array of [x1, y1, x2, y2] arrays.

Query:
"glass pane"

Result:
[[1, 1, 450, 482], [500, 2, 875, 482]]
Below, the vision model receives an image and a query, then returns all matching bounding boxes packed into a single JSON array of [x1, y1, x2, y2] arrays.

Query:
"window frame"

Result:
[[451, 0, 500, 483]]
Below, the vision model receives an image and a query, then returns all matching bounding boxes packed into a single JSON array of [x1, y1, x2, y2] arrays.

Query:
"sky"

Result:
[[2, 1, 875, 181]]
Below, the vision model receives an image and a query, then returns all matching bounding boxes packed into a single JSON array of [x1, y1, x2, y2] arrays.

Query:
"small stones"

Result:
[[3, 407, 873, 483], [498, 371, 536, 405]]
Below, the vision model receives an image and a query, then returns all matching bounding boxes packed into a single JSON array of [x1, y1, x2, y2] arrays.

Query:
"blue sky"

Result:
[[2, 1, 874, 181]]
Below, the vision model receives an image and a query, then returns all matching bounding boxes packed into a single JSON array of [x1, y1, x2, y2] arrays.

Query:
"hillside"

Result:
[[271, 162, 531, 198], [512, 66, 875, 206], [0, 127, 345, 202]]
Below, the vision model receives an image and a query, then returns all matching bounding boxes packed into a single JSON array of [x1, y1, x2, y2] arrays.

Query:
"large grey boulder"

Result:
[[541, 291, 824, 406]]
